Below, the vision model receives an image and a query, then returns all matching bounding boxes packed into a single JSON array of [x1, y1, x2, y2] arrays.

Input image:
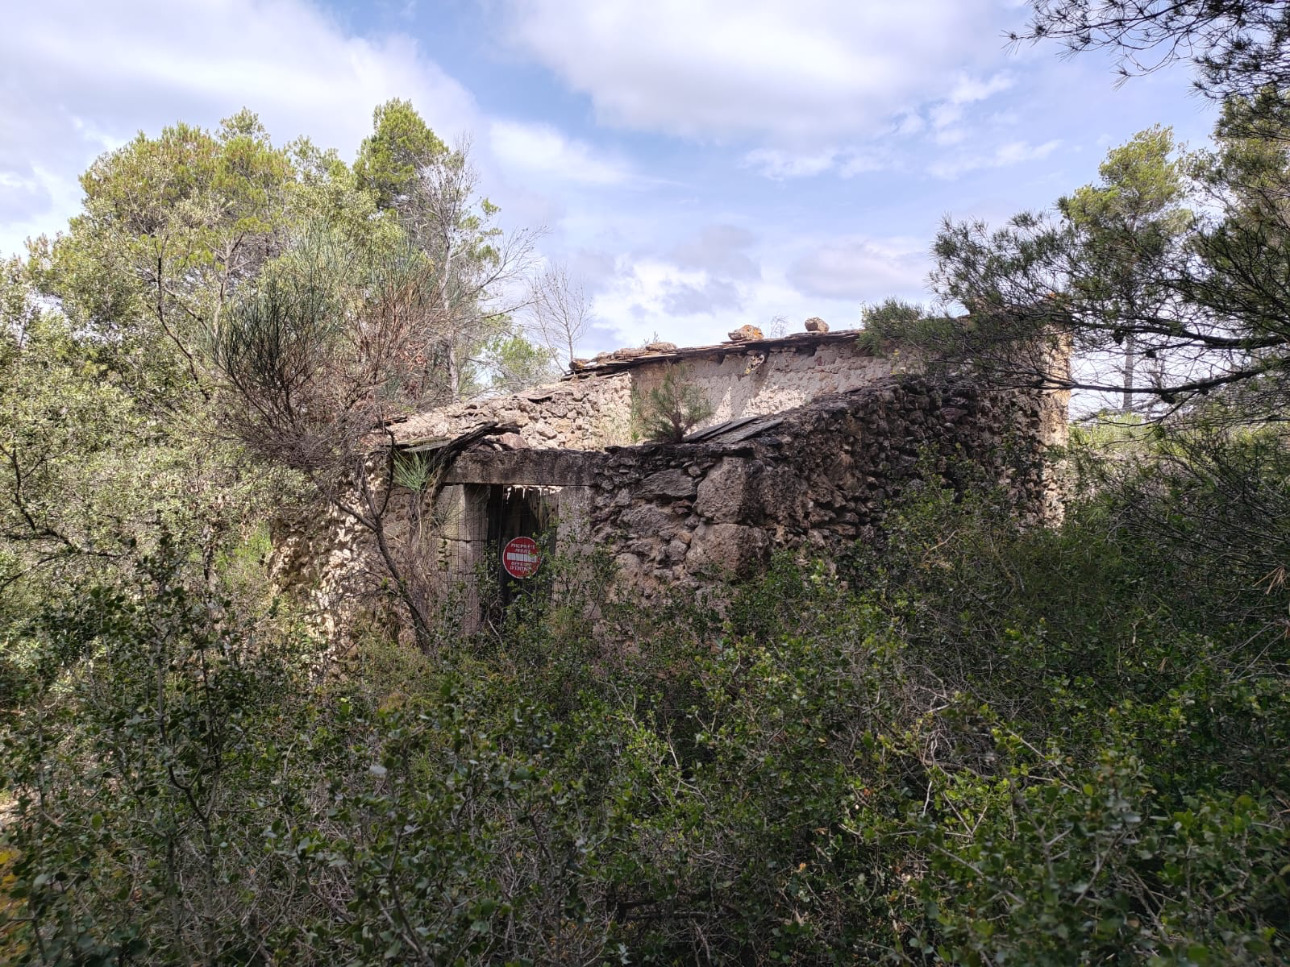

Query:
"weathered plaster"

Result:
[[276, 330, 1069, 640], [627, 338, 912, 429]]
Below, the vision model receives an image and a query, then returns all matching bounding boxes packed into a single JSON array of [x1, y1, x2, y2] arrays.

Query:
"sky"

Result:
[[1, 0, 1220, 355]]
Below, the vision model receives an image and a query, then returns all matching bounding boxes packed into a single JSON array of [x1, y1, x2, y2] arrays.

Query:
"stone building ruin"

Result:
[[277, 323, 1068, 635]]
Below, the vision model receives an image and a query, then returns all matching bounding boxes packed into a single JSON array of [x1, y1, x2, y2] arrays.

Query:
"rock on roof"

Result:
[[567, 328, 867, 377]]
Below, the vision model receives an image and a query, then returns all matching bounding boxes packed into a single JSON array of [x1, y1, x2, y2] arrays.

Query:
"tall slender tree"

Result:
[[355, 103, 535, 400], [923, 111, 1290, 418], [353, 98, 446, 211], [1058, 126, 1191, 412]]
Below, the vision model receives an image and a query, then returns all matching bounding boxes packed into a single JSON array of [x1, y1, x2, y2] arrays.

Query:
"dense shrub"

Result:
[[2, 430, 1288, 964]]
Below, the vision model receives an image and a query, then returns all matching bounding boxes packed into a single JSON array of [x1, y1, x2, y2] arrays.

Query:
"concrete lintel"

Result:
[[443, 449, 604, 487]]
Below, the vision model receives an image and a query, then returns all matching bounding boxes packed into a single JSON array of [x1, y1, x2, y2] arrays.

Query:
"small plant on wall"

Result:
[[633, 367, 715, 442]]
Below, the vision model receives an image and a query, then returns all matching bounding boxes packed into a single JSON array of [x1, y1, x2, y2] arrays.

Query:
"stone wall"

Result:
[[392, 372, 634, 450], [587, 375, 1054, 593], [277, 359, 1067, 640], [627, 337, 910, 430], [434, 374, 1060, 599], [269, 498, 377, 643], [391, 332, 911, 452]]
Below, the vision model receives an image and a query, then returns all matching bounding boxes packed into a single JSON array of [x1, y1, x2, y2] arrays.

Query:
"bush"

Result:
[[632, 368, 714, 442], [4, 431, 1288, 964]]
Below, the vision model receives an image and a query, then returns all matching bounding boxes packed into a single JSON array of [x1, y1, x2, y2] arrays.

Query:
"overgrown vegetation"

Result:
[[2, 425, 1287, 964], [632, 367, 716, 442], [4, 24, 1290, 960]]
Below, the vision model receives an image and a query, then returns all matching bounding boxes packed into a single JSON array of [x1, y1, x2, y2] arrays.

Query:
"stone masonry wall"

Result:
[[582, 375, 1057, 594], [391, 336, 911, 452], [276, 368, 1065, 642], [393, 372, 634, 450], [627, 339, 909, 431]]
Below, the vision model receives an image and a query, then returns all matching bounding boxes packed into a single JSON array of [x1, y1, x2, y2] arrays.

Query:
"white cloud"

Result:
[[925, 72, 1015, 144], [596, 259, 742, 323], [489, 120, 633, 186], [787, 236, 930, 301], [591, 259, 719, 346], [742, 148, 839, 179], [929, 103, 969, 144], [661, 277, 744, 315], [0, 0, 479, 257], [838, 152, 888, 177], [894, 112, 926, 136], [947, 71, 1014, 105], [742, 146, 889, 180], [671, 225, 761, 280], [503, 0, 1016, 142], [928, 138, 1062, 178], [590, 255, 814, 348], [587, 232, 932, 349]]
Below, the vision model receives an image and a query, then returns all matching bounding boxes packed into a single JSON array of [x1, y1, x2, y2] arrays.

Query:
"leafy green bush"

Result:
[[4, 428, 1288, 965], [632, 368, 715, 443]]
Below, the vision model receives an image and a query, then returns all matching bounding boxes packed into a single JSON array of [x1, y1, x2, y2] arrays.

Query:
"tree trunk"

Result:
[[1122, 330, 1137, 414]]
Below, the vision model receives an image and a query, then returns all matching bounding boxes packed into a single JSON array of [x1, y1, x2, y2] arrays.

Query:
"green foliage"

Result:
[[349, 100, 531, 399], [1061, 126, 1187, 232], [857, 298, 961, 356], [391, 451, 435, 494], [481, 329, 559, 393], [31, 112, 298, 409], [0, 265, 285, 626], [4, 93, 1290, 967], [1058, 125, 1190, 324], [930, 112, 1290, 416], [1, 541, 322, 964], [632, 367, 715, 443], [1059, 126, 1191, 411], [353, 98, 446, 210], [8, 428, 1288, 963]]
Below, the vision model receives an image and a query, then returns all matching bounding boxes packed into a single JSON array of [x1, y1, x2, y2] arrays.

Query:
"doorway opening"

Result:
[[485, 485, 558, 607]]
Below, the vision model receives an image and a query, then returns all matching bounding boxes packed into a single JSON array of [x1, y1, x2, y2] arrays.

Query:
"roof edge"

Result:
[[564, 328, 870, 378]]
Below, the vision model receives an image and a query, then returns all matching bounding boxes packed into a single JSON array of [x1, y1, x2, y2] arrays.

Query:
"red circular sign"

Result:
[[502, 536, 541, 579]]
